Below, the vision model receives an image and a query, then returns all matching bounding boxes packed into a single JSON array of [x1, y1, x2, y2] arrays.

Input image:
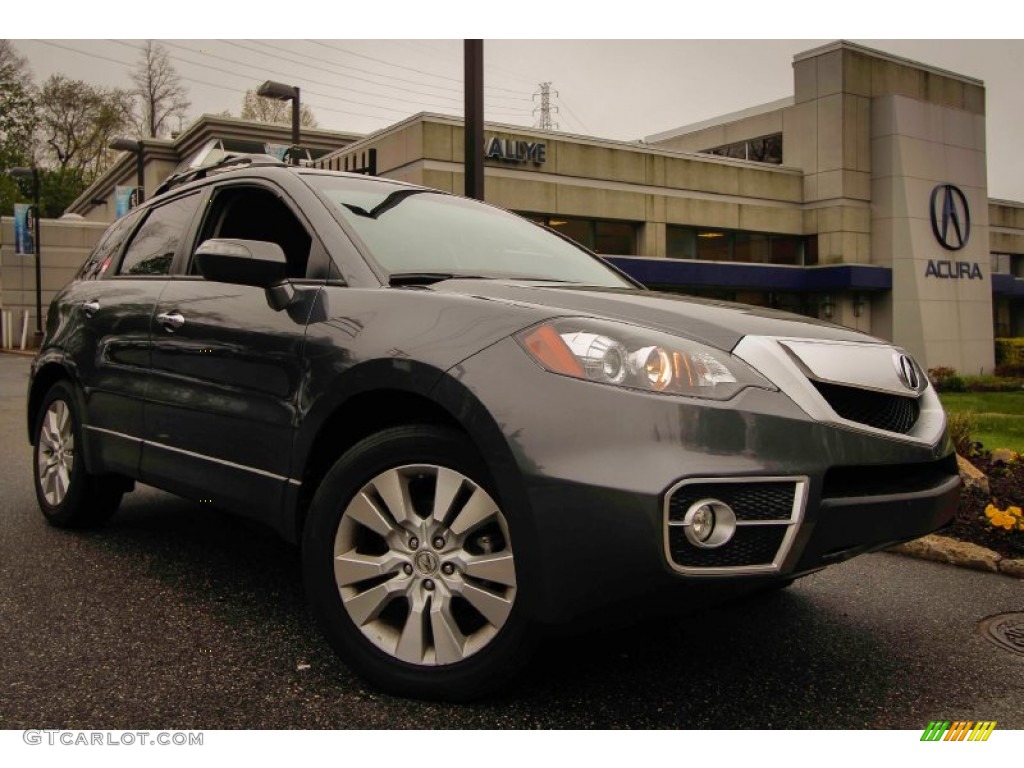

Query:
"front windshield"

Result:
[[306, 175, 634, 288]]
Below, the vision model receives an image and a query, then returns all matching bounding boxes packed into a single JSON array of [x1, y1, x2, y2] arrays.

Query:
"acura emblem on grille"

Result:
[[893, 353, 920, 391]]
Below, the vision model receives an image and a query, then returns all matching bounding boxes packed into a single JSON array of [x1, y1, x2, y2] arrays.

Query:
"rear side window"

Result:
[[118, 192, 201, 276], [78, 210, 143, 281]]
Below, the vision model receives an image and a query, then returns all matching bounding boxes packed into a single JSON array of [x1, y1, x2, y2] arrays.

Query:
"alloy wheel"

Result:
[[333, 464, 517, 666], [37, 400, 75, 506]]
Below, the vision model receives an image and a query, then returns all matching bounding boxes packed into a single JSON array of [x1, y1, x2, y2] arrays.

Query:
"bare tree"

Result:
[[240, 89, 318, 128], [37, 74, 133, 177], [131, 40, 190, 138]]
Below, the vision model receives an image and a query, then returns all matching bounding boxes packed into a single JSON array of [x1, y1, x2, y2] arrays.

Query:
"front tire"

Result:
[[32, 380, 124, 528], [302, 425, 532, 700]]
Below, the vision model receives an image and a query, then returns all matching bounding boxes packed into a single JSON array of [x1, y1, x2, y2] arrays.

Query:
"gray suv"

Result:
[[27, 156, 960, 700]]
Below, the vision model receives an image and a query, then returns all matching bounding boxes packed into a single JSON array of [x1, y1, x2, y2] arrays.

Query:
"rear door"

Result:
[[140, 179, 323, 523], [71, 193, 202, 476]]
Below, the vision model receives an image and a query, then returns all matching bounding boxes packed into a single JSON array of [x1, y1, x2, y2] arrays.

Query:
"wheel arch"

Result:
[[27, 356, 77, 445], [288, 361, 542, 611], [292, 384, 465, 542], [291, 361, 519, 533]]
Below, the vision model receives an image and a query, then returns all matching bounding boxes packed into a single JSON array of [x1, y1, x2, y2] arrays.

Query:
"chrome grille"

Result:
[[812, 381, 920, 434]]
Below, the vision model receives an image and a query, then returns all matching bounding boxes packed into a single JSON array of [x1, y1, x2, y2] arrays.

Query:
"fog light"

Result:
[[691, 504, 715, 542], [683, 499, 737, 549]]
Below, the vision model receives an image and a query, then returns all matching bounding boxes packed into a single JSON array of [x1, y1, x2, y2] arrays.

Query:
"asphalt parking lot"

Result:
[[1, 352, 1021, 729]]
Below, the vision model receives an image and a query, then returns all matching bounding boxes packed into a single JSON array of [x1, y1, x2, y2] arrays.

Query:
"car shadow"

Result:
[[54, 487, 914, 728]]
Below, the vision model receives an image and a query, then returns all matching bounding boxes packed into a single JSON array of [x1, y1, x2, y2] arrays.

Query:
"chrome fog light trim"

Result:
[[663, 476, 809, 576]]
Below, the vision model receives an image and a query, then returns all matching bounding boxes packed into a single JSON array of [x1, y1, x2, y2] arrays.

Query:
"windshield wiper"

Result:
[[388, 272, 581, 287], [388, 272, 488, 286], [343, 189, 429, 220]]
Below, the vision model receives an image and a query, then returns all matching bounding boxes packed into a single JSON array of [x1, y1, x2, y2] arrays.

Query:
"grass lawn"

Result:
[[939, 391, 1024, 453]]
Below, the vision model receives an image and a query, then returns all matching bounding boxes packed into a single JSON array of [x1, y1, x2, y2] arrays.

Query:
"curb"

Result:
[[888, 534, 1024, 579]]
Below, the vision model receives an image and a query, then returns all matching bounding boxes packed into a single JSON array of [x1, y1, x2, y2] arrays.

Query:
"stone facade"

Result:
[[321, 114, 806, 261]]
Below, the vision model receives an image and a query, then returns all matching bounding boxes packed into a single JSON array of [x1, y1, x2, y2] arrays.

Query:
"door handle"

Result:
[[82, 300, 100, 317], [156, 312, 185, 332]]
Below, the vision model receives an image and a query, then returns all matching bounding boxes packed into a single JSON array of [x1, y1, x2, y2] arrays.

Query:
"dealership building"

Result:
[[6, 40, 1024, 373], [314, 40, 1024, 374]]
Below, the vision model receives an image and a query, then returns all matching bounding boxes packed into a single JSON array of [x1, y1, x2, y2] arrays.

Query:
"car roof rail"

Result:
[[155, 153, 289, 197]]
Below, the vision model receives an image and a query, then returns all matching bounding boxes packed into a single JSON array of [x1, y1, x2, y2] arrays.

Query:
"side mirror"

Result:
[[194, 238, 288, 288]]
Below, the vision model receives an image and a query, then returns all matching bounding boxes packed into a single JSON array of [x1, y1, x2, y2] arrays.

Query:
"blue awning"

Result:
[[992, 273, 1024, 297], [604, 257, 893, 293]]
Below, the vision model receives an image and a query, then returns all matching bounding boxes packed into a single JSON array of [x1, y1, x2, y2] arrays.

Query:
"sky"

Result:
[[7, 12, 1024, 200]]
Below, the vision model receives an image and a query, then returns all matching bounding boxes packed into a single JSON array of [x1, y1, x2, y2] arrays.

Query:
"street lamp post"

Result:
[[109, 137, 145, 205], [257, 80, 301, 165], [464, 40, 484, 200], [9, 166, 43, 339]]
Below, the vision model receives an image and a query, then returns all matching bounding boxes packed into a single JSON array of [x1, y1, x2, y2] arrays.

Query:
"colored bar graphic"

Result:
[[944, 721, 971, 741], [969, 722, 996, 741], [921, 721, 950, 741], [920, 720, 996, 741]]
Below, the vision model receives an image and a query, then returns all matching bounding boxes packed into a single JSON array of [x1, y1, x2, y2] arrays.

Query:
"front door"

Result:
[[140, 181, 321, 524]]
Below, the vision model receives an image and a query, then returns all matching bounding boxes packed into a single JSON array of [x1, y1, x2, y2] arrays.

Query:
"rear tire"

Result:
[[32, 381, 124, 528], [302, 424, 533, 701]]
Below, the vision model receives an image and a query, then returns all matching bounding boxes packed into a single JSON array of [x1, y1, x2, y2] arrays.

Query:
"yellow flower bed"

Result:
[[984, 503, 1024, 532]]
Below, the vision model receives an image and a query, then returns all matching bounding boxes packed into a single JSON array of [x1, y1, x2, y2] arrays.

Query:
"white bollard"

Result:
[[20, 309, 29, 351]]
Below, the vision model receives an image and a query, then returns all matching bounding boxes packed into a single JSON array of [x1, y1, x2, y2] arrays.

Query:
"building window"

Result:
[[991, 252, 1024, 277], [696, 229, 732, 261], [666, 226, 696, 259], [521, 214, 638, 256], [666, 225, 813, 266], [701, 133, 783, 165]]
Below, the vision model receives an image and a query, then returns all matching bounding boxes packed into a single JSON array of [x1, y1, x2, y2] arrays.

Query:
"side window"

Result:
[[118, 192, 201, 276], [78, 210, 143, 281], [193, 185, 312, 279]]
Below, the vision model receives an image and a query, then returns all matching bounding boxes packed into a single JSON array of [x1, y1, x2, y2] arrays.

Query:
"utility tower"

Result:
[[533, 82, 560, 130]]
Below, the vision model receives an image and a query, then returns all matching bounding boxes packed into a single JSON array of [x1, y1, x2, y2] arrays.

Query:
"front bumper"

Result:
[[448, 337, 960, 624]]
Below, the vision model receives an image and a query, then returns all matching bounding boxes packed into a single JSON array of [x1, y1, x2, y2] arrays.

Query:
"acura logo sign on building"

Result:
[[929, 183, 971, 250], [925, 183, 981, 280]]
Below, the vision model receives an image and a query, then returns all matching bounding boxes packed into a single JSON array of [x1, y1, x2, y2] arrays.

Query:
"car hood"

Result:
[[426, 279, 876, 352]]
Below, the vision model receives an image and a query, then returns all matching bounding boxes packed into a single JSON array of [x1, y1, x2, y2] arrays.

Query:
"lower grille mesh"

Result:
[[668, 482, 796, 523], [668, 526, 788, 568], [812, 381, 920, 434]]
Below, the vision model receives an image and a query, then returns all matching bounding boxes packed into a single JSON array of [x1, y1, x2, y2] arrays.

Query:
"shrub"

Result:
[[962, 374, 1024, 392], [947, 410, 978, 457], [994, 363, 1024, 378], [929, 366, 966, 392], [994, 337, 1024, 368]]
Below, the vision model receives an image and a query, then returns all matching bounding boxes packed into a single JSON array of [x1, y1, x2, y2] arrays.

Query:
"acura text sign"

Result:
[[925, 259, 982, 279], [485, 137, 546, 165]]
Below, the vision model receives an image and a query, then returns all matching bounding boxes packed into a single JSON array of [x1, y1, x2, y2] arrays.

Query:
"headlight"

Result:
[[515, 318, 772, 400]]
